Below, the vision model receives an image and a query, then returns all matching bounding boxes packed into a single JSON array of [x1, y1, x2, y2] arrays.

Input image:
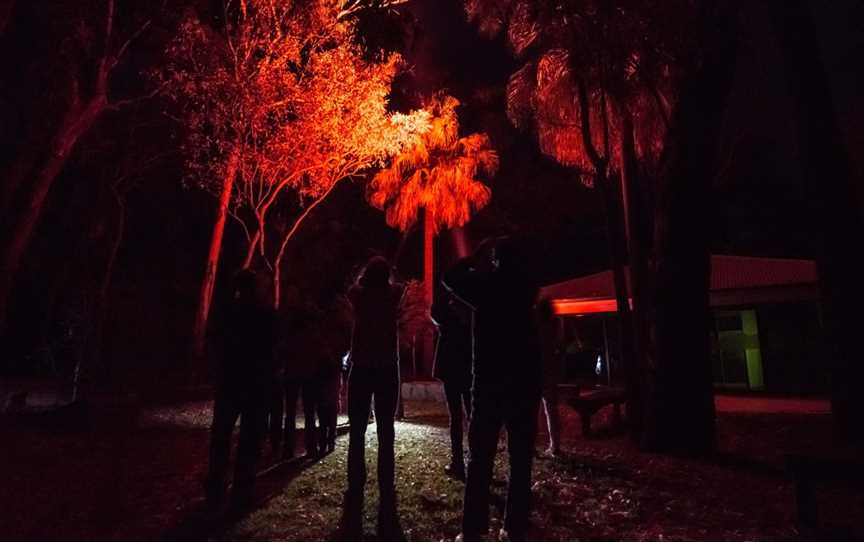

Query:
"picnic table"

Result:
[[559, 383, 628, 436]]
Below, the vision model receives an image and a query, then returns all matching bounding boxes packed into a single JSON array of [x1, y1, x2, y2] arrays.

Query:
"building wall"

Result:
[[757, 302, 829, 395], [711, 302, 828, 394]]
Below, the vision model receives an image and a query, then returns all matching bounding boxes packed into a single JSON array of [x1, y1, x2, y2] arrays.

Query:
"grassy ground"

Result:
[[2, 397, 852, 542], [220, 402, 803, 542]]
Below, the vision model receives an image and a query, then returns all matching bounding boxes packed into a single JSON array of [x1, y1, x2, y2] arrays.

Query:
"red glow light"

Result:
[[551, 298, 623, 315]]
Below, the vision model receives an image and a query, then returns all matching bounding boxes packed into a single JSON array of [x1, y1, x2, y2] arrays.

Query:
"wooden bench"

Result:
[[786, 452, 864, 540], [560, 384, 628, 436]]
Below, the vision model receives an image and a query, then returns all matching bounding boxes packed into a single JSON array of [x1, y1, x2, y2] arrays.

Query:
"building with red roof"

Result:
[[540, 255, 826, 394]]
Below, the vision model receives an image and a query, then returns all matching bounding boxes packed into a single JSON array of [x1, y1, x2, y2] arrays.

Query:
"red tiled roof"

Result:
[[541, 255, 818, 301]]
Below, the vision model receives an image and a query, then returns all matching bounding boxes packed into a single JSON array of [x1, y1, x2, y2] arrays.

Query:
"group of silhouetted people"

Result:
[[271, 302, 344, 460], [204, 271, 347, 515], [205, 237, 561, 542]]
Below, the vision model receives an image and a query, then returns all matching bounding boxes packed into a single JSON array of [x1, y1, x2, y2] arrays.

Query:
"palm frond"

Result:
[[506, 62, 536, 129], [508, 0, 538, 57], [367, 92, 497, 234]]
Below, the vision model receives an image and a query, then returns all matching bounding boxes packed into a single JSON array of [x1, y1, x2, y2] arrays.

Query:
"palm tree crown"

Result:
[[368, 94, 499, 234]]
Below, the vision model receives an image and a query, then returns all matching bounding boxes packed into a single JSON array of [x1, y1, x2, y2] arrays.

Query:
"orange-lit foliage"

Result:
[[465, 0, 681, 180], [161, 0, 430, 265], [367, 94, 498, 234]]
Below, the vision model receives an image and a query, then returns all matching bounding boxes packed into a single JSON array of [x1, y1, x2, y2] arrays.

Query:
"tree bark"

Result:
[[0, 94, 107, 337], [576, 82, 636, 406], [597, 169, 636, 394], [190, 147, 240, 375], [619, 111, 648, 437], [423, 207, 434, 306], [642, 10, 738, 455], [774, 0, 864, 439], [242, 228, 261, 269], [421, 207, 435, 378], [85, 185, 127, 391]]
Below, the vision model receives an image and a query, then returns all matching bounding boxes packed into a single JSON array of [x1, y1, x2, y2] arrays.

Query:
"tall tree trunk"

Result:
[[619, 111, 648, 437], [190, 147, 240, 376], [423, 207, 434, 306], [575, 82, 635, 399], [774, 0, 864, 439], [642, 9, 739, 455], [421, 207, 435, 379], [0, 94, 107, 338], [597, 170, 636, 391], [85, 185, 127, 391]]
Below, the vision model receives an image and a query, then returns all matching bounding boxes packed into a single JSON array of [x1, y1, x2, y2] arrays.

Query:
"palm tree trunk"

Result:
[[597, 170, 636, 388], [619, 111, 648, 437], [422, 207, 435, 378], [190, 147, 240, 376], [423, 207, 434, 306]]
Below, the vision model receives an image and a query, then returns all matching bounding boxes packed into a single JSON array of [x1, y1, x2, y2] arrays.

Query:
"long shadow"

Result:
[[163, 424, 350, 542]]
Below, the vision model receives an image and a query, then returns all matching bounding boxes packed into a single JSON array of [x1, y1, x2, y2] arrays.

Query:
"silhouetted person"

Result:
[[317, 347, 341, 454], [537, 298, 563, 457], [431, 292, 473, 480], [267, 370, 285, 457], [206, 269, 277, 514], [444, 237, 542, 542], [313, 300, 348, 454], [282, 304, 325, 458], [342, 256, 405, 540]]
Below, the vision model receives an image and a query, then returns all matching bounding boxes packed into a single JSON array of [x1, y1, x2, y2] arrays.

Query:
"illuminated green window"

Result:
[[712, 309, 764, 391]]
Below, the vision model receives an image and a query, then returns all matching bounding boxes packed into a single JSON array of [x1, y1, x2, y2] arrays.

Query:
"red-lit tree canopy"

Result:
[[465, 0, 680, 178], [368, 94, 497, 235], [162, 0, 431, 359], [368, 93, 498, 306]]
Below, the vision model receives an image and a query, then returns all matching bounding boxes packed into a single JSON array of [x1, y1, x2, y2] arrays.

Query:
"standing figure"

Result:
[[342, 256, 405, 540], [431, 292, 473, 480], [206, 269, 277, 513], [314, 301, 345, 455], [267, 366, 285, 457], [444, 238, 542, 542], [536, 297, 563, 457], [277, 304, 321, 460], [317, 347, 341, 454]]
